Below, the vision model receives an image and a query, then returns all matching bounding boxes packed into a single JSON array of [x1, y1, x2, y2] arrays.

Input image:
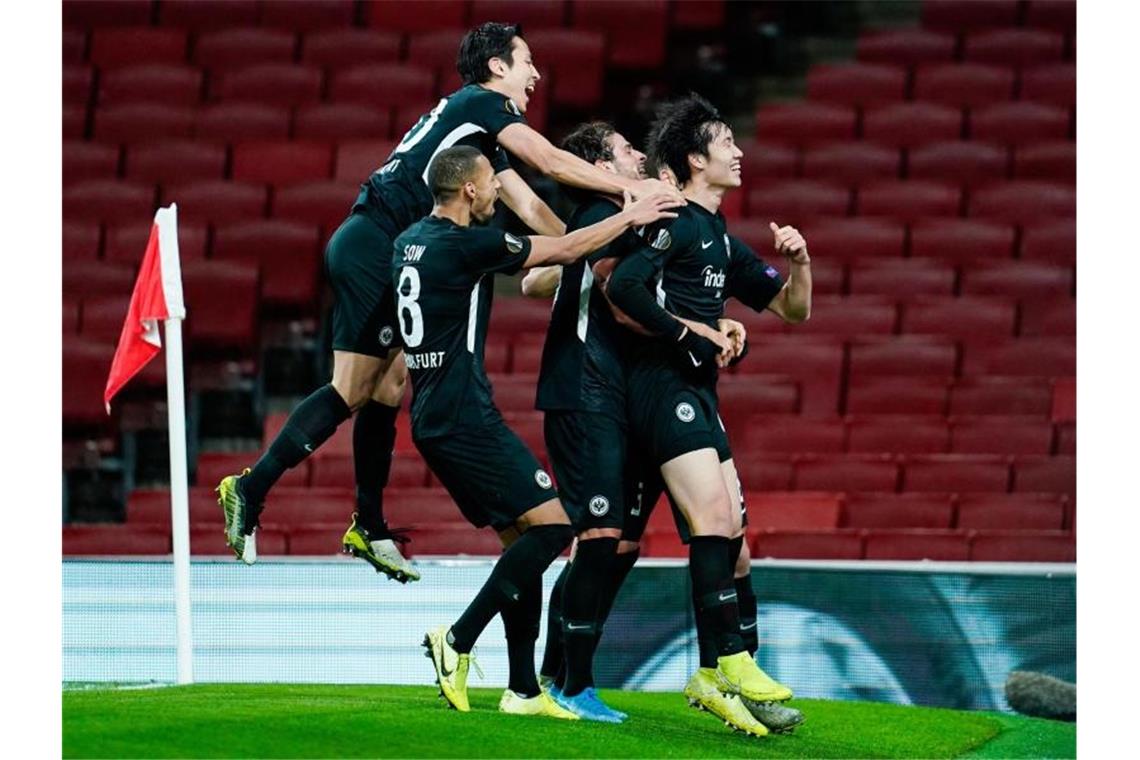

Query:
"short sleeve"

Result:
[[489, 143, 512, 174], [470, 87, 527, 137], [727, 235, 785, 312], [462, 226, 533, 276]]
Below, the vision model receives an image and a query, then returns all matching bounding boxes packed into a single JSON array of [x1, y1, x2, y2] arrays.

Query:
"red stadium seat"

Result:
[[849, 336, 958, 377], [196, 452, 309, 490], [748, 492, 843, 531], [256, 488, 357, 525], [335, 140, 398, 180], [285, 524, 353, 556], [64, 104, 88, 140], [213, 221, 322, 306], [65, 335, 162, 425], [949, 376, 1054, 417], [965, 29, 1065, 68], [63, 524, 171, 556], [908, 141, 1009, 187], [309, 455, 429, 490], [483, 336, 511, 375], [193, 28, 297, 70], [98, 65, 203, 106], [64, 0, 152, 28], [741, 416, 846, 454], [806, 63, 907, 107], [165, 181, 268, 225], [801, 143, 900, 184], [857, 28, 956, 65], [1020, 64, 1076, 107], [181, 261, 260, 351], [671, 0, 726, 29], [192, 525, 287, 556], [365, 0, 468, 33], [90, 27, 188, 68], [508, 334, 545, 375], [909, 219, 1015, 262], [962, 339, 1075, 377], [63, 64, 94, 105], [574, 0, 668, 69], [488, 297, 555, 336], [728, 337, 845, 415], [845, 376, 949, 416], [79, 295, 130, 340], [969, 182, 1075, 224], [105, 222, 208, 264], [63, 28, 87, 63], [195, 103, 291, 141], [63, 141, 119, 185], [950, 417, 1055, 456], [755, 103, 856, 147], [846, 416, 950, 454], [752, 529, 864, 560], [406, 526, 504, 557], [901, 296, 1017, 340], [1055, 422, 1075, 456], [786, 219, 906, 262], [127, 488, 232, 525], [715, 379, 800, 423], [261, 0, 355, 30], [794, 455, 900, 492], [160, 0, 259, 29], [212, 64, 324, 107], [842, 492, 954, 529], [382, 489, 466, 526], [1013, 142, 1075, 182], [125, 141, 226, 185], [856, 180, 961, 221], [863, 102, 963, 148], [1051, 380, 1075, 423], [1025, 0, 1076, 31], [273, 181, 357, 229], [1012, 455, 1074, 495], [793, 294, 898, 339], [330, 64, 437, 108], [63, 180, 155, 225], [63, 222, 101, 262], [960, 260, 1072, 297], [405, 28, 467, 75], [913, 63, 1016, 109], [232, 141, 332, 184], [1020, 299, 1075, 337], [848, 259, 956, 297], [486, 375, 538, 413], [957, 493, 1066, 531], [734, 455, 795, 492], [864, 529, 970, 560], [902, 454, 1011, 492], [971, 103, 1070, 144], [921, 0, 1019, 30], [94, 103, 195, 141], [970, 530, 1075, 562], [524, 29, 606, 108], [501, 411, 545, 457], [470, 0, 566, 28], [1020, 219, 1074, 264], [294, 104, 393, 141], [748, 180, 850, 223], [737, 140, 799, 184], [302, 29, 402, 70]]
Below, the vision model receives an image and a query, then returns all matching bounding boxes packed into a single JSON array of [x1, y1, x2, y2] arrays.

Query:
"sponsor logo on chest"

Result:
[[701, 264, 726, 289]]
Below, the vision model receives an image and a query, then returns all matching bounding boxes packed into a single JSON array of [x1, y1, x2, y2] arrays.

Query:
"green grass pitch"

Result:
[[63, 684, 1075, 759]]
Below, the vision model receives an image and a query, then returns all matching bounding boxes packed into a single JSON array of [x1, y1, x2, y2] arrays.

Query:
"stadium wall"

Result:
[[63, 558, 1074, 711]]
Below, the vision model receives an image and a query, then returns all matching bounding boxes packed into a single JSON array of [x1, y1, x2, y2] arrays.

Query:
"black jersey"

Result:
[[534, 197, 638, 422], [393, 216, 533, 439], [355, 85, 526, 237]]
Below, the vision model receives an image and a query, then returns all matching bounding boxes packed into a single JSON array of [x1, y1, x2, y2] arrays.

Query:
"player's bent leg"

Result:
[[660, 449, 736, 538]]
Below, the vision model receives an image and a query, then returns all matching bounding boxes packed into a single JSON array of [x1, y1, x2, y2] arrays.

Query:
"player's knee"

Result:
[[524, 523, 575, 559]]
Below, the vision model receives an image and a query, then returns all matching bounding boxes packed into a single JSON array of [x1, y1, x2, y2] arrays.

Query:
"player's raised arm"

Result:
[[521, 191, 679, 268], [760, 222, 812, 324]]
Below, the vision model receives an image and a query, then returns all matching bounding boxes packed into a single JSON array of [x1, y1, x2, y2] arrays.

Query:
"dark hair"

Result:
[[561, 121, 616, 164], [646, 93, 726, 185], [426, 145, 484, 202], [457, 22, 524, 85]]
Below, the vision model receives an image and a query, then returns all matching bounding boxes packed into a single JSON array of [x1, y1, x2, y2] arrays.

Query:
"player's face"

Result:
[[699, 123, 743, 189], [603, 132, 647, 181], [496, 37, 540, 112], [468, 157, 500, 223]]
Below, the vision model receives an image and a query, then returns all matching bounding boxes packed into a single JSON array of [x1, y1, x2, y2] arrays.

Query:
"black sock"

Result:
[[450, 524, 574, 654], [735, 575, 759, 656], [692, 586, 719, 669], [352, 400, 399, 535], [539, 561, 570, 680], [243, 385, 351, 507], [501, 576, 543, 698], [689, 535, 744, 658], [592, 548, 639, 656], [560, 537, 618, 697]]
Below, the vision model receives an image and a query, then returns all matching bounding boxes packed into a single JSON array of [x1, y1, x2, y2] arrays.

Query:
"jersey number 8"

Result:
[[397, 267, 424, 348]]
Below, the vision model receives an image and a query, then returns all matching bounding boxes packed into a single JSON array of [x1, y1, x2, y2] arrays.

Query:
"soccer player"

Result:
[[215, 21, 679, 575], [606, 94, 812, 737], [408, 146, 680, 718]]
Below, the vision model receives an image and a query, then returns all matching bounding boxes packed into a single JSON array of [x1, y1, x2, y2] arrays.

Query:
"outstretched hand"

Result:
[[769, 221, 810, 264]]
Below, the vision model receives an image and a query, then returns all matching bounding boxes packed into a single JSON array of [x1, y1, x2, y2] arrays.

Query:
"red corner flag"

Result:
[[104, 204, 185, 412]]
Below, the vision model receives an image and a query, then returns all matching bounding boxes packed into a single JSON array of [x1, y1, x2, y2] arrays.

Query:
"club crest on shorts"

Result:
[[535, 469, 552, 489], [675, 402, 696, 423], [588, 495, 610, 517], [504, 232, 524, 254], [378, 326, 394, 347]]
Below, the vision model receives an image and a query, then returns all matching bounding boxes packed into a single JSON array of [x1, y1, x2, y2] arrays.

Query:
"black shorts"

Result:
[[415, 422, 557, 532], [325, 212, 402, 358], [626, 367, 732, 467], [544, 410, 626, 532]]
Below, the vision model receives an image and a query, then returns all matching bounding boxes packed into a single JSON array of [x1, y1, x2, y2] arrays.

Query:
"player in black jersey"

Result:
[[216, 22, 679, 577], [409, 146, 680, 719], [607, 95, 812, 738]]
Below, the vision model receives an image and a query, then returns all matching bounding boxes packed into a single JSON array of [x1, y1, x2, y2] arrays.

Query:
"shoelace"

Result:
[[465, 649, 484, 680]]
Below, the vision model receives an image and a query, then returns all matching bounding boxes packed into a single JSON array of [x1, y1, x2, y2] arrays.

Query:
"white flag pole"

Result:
[[155, 204, 194, 685]]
